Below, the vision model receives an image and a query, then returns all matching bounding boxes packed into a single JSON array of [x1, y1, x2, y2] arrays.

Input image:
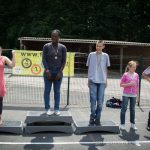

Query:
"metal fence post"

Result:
[[67, 52, 71, 105], [67, 76, 70, 105], [137, 56, 143, 106], [120, 47, 123, 76]]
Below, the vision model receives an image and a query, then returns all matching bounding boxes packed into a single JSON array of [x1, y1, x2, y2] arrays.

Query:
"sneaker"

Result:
[[131, 123, 138, 130], [46, 109, 53, 115], [54, 110, 60, 115], [120, 124, 125, 130]]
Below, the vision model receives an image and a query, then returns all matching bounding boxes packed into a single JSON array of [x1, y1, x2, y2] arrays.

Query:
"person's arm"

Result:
[[4, 50, 15, 68], [142, 72, 150, 83], [120, 74, 135, 87], [60, 46, 67, 72], [55, 46, 67, 80], [120, 81, 135, 87], [105, 67, 108, 88], [106, 54, 110, 88], [42, 45, 52, 80], [42, 45, 49, 70], [86, 54, 90, 87]]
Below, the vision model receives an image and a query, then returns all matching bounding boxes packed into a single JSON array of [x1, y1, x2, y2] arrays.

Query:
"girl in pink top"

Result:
[[120, 61, 139, 130], [0, 46, 15, 125]]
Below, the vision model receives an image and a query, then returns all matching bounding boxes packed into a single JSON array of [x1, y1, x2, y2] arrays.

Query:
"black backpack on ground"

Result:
[[106, 97, 122, 109]]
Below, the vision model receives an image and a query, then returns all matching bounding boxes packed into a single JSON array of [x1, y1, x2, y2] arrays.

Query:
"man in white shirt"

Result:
[[86, 40, 110, 125]]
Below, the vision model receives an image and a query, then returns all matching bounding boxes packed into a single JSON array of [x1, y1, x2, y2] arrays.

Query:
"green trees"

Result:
[[0, 0, 149, 48]]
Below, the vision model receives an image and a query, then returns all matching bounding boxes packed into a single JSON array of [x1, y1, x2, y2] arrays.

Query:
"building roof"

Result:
[[18, 37, 150, 47]]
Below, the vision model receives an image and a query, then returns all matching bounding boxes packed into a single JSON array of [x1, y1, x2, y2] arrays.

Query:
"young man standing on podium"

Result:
[[42, 29, 67, 116], [86, 40, 110, 125]]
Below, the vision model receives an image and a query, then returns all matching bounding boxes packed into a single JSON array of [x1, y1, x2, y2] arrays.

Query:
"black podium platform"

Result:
[[74, 121, 120, 134], [0, 121, 23, 134], [24, 111, 75, 134]]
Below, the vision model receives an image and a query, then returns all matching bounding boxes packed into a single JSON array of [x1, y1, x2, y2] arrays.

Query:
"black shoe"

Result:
[[89, 118, 95, 125], [147, 126, 150, 131], [95, 119, 100, 125]]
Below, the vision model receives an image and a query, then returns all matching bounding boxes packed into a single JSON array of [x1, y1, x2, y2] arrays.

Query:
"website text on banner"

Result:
[[12, 50, 75, 77]]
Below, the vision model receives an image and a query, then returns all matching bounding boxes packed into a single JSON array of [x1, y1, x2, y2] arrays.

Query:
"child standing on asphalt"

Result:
[[120, 61, 139, 130]]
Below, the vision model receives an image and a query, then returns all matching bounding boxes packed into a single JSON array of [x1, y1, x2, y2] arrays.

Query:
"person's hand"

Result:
[[46, 70, 52, 80], [129, 81, 136, 86], [55, 72, 62, 80], [12, 50, 15, 56], [105, 80, 107, 88]]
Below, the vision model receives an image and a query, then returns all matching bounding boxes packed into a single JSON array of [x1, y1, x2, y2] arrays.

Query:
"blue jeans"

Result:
[[120, 96, 136, 124], [89, 81, 106, 121], [44, 69, 62, 111]]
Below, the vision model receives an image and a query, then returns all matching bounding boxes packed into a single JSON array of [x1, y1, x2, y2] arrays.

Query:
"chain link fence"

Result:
[[3, 50, 150, 107]]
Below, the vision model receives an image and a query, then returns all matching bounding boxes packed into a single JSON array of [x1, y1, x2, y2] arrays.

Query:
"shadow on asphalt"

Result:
[[24, 134, 54, 150], [23, 133, 72, 150], [119, 128, 139, 141], [80, 133, 105, 150]]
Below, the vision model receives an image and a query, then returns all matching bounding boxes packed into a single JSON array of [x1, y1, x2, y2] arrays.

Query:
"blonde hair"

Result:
[[125, 60, 137, 72]]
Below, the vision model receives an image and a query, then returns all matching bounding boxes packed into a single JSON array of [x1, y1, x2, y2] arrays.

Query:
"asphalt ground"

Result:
[[1, 73, 150, 149], [0, 104, 149, 150]]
